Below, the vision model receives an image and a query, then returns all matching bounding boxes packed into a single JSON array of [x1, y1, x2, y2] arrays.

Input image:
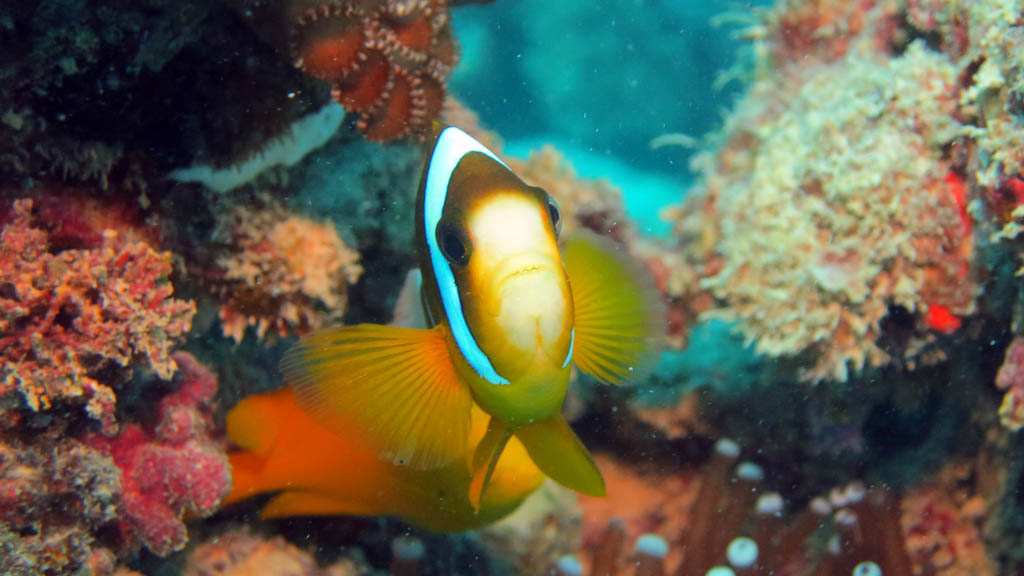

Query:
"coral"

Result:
[[0, 428, 122, 576], [901, 466, 994, 576], [207, 198, 363, 343], [184, 528, 366, 576], [995, 337, 1024, 431], [479, 481, 582, 575], [283, 0, 458, 141], [670, 32, 977, 381], [0, 198, 195, 431], [85, 352, 231, 557]]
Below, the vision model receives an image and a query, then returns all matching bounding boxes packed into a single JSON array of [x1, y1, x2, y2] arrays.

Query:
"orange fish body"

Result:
[[225, 387, 545, 531]]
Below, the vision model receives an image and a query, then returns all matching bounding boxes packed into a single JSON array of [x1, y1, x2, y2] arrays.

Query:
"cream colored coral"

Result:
[[214, 201, 363, 343], [689, 41, 974, 381]]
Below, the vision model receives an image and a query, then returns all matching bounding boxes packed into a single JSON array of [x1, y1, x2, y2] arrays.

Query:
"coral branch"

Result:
[[0, 198, 195, 431]]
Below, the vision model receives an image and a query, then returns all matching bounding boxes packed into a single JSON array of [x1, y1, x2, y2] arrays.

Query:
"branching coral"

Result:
[[208, 199, 362, 343], [0, 198, 195, 430], [671, 33, 977, 381]]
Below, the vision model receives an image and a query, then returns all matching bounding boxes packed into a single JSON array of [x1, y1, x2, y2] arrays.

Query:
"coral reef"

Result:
[[0, 427, 122, 576], [995, 336, 1024, 430], [183, 528, 366, 576], [668, 4, 980, 382], [0, 198, 195, 431], [559, 440, 995, 576], [0, 353, 230, 572], [85, 352, 231, 556], [205, 198, 362, 343]]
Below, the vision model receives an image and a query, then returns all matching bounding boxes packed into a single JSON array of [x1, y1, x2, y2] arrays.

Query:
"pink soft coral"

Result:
[[86, 352, 231, 556]]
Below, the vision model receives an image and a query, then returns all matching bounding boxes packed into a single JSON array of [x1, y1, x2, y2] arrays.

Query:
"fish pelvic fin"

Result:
[[515, 416, 605, 497], [563, 229, 666, 385], [282, 323, 473, 470], [469, 417, 511, 511]]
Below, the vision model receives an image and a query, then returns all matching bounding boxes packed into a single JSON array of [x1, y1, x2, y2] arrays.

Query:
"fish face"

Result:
[[418, 127, 573, 422], [466, 193, 572, 372]]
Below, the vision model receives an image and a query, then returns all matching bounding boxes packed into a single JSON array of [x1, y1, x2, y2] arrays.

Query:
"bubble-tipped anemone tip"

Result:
[[556, 555, 583, 576], [810, 496, 833, 516], [755, 492, 784, 515], [706, 567, 737, 576], [852, 561, 883, 576], [392, 536, 425, 561], [635, 534, 669, 558], [736, 461, 764, 482], [715, 438, 740, 458], [726, 537, 759, 569]]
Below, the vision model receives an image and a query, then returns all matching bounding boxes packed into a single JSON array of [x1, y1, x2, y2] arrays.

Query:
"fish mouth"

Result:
[[508, 264, 543, 278], [496, 255, 560, 286]]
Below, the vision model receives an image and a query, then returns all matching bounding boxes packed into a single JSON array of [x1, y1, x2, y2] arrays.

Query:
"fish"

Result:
[[224, 386, 545, 531], [228, 124, 664, 523]]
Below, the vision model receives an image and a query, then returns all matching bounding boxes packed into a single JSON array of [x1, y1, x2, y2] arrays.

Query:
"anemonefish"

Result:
[[225, 124, 664, 527]]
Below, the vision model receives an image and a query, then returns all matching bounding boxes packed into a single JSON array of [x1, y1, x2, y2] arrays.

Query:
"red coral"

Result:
[[288, 0, 455, 141], [86, 352, 231, 557], [0, 198, 195, 432]]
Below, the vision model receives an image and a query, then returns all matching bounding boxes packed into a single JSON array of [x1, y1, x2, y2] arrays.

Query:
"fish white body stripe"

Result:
[[425, 126, 510, 385]]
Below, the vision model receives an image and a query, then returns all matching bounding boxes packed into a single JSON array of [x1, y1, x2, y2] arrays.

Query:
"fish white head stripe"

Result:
[[424, 126, 510, 385]]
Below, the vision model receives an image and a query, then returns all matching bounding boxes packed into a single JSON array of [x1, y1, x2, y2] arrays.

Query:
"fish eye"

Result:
[[437, 222, 471, 266], [547, 195, 562, 237]]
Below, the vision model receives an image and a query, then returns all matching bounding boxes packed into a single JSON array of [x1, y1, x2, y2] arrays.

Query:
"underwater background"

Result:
[[2, 0, 1024, 575]]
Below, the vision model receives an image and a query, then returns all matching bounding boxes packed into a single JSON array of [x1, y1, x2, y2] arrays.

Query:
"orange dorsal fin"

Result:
[[282, 323, 473, 470], [563, 230, 666, 385]]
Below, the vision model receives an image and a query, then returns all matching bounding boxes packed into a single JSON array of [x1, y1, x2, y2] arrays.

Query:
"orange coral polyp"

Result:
[[296, 25, 366, 82], [287, 0, 456, 141], [392, 17, 434, 51], [333, 51, 390, 111], [361, 70, 414, 141]]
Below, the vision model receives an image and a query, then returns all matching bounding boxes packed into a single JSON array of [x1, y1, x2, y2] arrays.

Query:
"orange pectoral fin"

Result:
[[515, 416, 605, 497], [282, 323, 473, 470], [563, 230, 666, 385]]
